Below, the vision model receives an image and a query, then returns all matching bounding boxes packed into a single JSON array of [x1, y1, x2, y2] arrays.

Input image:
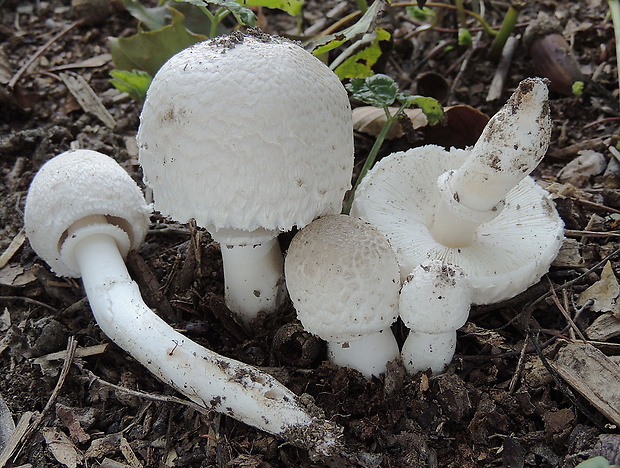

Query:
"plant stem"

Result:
[[343, 105, 402, 214], [489, 1, 524, 59]]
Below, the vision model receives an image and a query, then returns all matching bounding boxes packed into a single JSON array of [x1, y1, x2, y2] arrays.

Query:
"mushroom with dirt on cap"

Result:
[[137, 29, 354, 329], [284, 214, 401, 379], [399, 260, 471, 375], [23, 149, 343, 457], [351, 78, 564, 305]]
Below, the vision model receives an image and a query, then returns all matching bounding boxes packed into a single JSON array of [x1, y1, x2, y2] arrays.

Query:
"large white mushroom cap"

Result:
[[285, 214, 400, 343], [351, 145, 564, 305], [24, 149, 151, 278], [138, 30, 354, 244]]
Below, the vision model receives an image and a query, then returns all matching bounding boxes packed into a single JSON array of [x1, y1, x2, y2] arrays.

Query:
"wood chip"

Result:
[[0, 230, 26, 269], [59, 72, 116, 129], [553, 342, 620, 426], [42, 427, 83, 468]]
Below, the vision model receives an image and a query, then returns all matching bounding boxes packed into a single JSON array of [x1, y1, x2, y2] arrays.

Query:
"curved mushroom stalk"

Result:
[[399, 261, 471, 375], [430, 78, 551, 248], [285, 215, 401, 379], [24, 150, 343, 457]]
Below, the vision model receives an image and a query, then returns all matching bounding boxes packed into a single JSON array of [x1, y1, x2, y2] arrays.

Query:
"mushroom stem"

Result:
[[401, 331, 457, 375], [327, 329, 399, 379], [429, 78, 551, 248], [70, 228, 340, 455], [219, 238, 286, 328]]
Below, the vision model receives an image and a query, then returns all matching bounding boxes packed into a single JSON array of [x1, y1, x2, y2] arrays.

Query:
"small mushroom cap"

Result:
[[138, 30, 354, 243], [400, 261, 471, 334], [284, 215, 400, 342], [351, 145, 564, 305], [24, 149, 151, 277]]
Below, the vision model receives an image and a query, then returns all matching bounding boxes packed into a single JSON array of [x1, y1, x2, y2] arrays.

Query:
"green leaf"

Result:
[[572, 80, 585, 97], [575, 457, 613, 468], [347, 74, 398, 108], [334, 28, 391, 79], [178, 0, 256, 26], [108, 8, 207, 76], [110, 69, 152, 101], [308, 0, 388, 56], [406, 6, 434, 21], [458, 27, 472, 46], [240, 0, 304, 16], [121, 0, 170, 31], [396, 94, 445, 126]]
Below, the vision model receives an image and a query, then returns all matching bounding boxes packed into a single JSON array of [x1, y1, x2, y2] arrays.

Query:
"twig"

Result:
[[7, 20, 82, 90], [0, 296, 59, 312], [81, 368, 211, 416], [8, 337, 78, 464]]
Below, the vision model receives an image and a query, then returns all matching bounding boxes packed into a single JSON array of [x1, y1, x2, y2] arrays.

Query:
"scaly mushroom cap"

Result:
[[351, 145, 564, 304], [138, 30, 354, 244], [24, 149, 151, 277], [400, 260, 471, 334], [285, 215, 400, 342]]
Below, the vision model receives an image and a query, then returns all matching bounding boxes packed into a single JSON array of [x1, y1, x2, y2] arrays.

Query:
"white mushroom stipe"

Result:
[[138, 30, 354, 328], [285, 215, 400, 378], [218, 238, 286, 324], [352, 79, 564, 305], [399, 261, 471, 375], [430, 78, 552, 247], [24, 150, 342, 457]]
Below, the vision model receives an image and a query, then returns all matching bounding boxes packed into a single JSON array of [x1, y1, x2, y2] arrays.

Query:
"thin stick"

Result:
[[7, 20, 82, 90], [9, 337, 78, 463]]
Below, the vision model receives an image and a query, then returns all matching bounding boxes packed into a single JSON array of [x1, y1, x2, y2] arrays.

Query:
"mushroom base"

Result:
[[401, 330, 457, 375], [327, 328, 399, 378]]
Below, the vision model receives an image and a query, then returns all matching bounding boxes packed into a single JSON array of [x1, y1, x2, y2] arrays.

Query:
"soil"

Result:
[[1, 0, 620, 467]]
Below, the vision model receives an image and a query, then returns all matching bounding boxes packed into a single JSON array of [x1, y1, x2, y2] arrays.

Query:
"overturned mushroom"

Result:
[[137, 29, 354, 329], [351, 78, 564, 304], [23, 149, 342, 457], [285, 215, 400, 378]]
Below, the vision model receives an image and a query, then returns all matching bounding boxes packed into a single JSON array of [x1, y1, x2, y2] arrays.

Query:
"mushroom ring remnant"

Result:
[[138, 29, 354, 328], [351, 144, 564, 305]]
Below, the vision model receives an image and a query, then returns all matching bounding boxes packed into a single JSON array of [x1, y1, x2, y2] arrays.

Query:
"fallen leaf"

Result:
[[577, 261, 620, 314], [42, 426, 83, 468]]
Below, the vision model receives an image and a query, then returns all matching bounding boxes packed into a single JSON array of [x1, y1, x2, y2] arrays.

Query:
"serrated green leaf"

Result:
[[309, 0, 387, 56], [396, 94, 445, 126], [110, 69, 152, 101], [334, 28, 391, 79], [347, 74, 398, 108], [178, 0, 256, 26], [240, 0, 304, 16], [109, 8, 207, 76]]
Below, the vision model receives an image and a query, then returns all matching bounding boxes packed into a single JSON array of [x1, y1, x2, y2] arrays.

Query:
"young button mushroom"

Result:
[[23, 149, 342, 457], [399, 261, 471, 375], [351, 78, 564, 305], [284, 215, 400, 379], [137, 29, 354, 329]]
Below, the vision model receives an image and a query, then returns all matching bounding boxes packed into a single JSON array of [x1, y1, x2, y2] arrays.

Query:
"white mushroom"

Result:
[[351, 78, 564, 305], [399, 261, 471, 375], [137, 30, 354, 328], [23, 149, 342, 457], [284, 215, 400, 378]]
